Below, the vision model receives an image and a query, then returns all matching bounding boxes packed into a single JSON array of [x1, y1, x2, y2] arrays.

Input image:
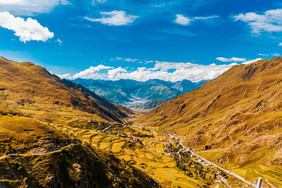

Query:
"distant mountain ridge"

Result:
[[73, 78, 206, 110], [129, 99, 166, 113]]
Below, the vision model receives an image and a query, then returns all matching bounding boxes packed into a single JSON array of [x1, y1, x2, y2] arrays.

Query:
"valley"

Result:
[[73, 78, 206, 112], [1, 0, 281, 187], [0, 57, 280, 187], [54, 118, 253, 188]]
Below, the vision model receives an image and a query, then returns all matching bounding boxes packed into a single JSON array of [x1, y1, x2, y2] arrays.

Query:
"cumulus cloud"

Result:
[[0, 0, 70, 15], [234, 9, 282, 34], [242, 58, 262, 65], [0, 11, 54, 42], [108, 67, 127, 79], [175, 14, 191, 25], [73, 65, 113, 79], [175, 14, 219, 25], [57, 73, 72, 79], [216, 57, 246, 62], [279, 42, 282, 46], [84, 11, 138, 26], [60, 60, 239, 82]]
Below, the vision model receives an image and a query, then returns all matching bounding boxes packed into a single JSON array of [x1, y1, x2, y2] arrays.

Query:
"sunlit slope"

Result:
[[0, 57, 132, 122], [140, 57, 282, 185], [0, 112, 157, 187]]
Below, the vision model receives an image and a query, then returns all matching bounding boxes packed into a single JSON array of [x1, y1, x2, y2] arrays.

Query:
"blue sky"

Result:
[[0, 0, 281, 82]]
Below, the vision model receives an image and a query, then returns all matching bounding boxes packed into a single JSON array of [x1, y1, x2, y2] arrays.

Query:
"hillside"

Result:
[[0, 111, 158, 187], [139, 57, 282, 186], [0, 56, 258, 187], [0, 57, 132, 123], [0, 57, 158, 187]]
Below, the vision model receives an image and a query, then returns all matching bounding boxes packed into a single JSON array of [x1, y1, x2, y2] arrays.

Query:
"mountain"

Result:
[[0, 109, 157, 187], [73, 78, 205, 110], [0, 57, 159, 187], [129, 99, 166, 113], [139, 57, 282, 186], [131, 85, 182, 101], [172, 79, 206, 93], [0, 57, 132, 123], [75, 80, 131, 104]]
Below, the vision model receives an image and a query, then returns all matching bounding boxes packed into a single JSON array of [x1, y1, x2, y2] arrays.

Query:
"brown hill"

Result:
[[139, 57, 282, 186], [0, 57, 132, 123]]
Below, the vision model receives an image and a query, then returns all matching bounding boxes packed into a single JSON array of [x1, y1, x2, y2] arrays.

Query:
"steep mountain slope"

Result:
[[0, 57, 132, 123], [0, 57, 157, 187], [140, 57, 282, 186], [0, 111, 158, 188]]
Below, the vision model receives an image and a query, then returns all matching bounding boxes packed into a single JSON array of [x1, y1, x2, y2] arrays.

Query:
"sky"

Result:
[[0, 0, 282, 82]]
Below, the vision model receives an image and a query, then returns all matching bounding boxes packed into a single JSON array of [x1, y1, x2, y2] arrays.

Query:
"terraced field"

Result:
[[55, 123, 212, 187]]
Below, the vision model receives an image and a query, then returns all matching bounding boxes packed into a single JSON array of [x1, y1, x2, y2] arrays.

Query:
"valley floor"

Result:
[[55, 119, 256, 188]]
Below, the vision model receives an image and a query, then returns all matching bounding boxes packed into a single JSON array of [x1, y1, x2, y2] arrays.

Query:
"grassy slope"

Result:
[[0, 57, 158, 187], [56, 122, 220, 188], [0, 111, 158, 187], [0, 57, 132, 123], [139, 57, 282, 186]]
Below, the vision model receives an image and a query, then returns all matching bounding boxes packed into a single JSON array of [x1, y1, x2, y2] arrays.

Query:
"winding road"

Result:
[[175, 136, 256, 187]]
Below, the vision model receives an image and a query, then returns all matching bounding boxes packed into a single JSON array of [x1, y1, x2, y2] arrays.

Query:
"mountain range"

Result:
[[138, 57, 282, 186], [73, 78, 206, 111], [0, 57, 160, 187], [0, 56, 281, 187]]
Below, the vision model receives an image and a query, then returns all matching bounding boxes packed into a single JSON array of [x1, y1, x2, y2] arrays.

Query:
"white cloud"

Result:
[[124, 58, 138, 62], [60, 60, 238, 82], [234, 9, 282, 34], [242, 58, 262, 65], [279, 42, 282, 46], [91, 0, 107, 6], [258, 53, 280, 57], [73, 65, 113, 79], [57, 73, 72, 79], [216, 57, 246, 62], [0, 11, 54, 42], [57, 38, 62, 45], [84, 11, 138, 26], [108, 67, 127, 79], [0, 0, 70, 15], [272, 53, 280, 56], [175, 14, 191, 25], [194, 15, 219, 20], [175, 14, 219, 25]]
